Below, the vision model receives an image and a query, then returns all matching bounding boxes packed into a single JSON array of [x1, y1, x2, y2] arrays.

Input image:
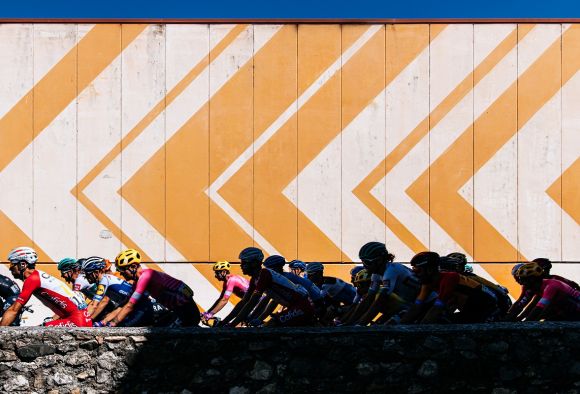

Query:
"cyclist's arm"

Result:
[[205, 288, 226, 316], [220, 287, 253, 325], [525, 303, 547, 321], [343, 292, 376, 325], [519, 295, 541, 320], [255, 299, 278, 323], [88, 295, 111, 319], [504, 288, 531, 321], [525, 293, 552, 321], [420, 299, 445, 324], [357, 291, 406, 326], [0, 301, 23, 326], [109, 301, 134, 326], [228, 291, 262, 327], [246, 295, 271, 321], [100, 307, 122, 324]]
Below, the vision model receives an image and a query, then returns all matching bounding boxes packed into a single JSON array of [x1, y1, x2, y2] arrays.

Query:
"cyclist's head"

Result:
[[353, 268, 372, 295], [7, 246, 38, 280], [511, 263, 525, 284], [239, 247, 264, 276], [410, 251, 440, 284], [350, 265, 365, 284], [514, 262, 544, 288], [288, 260, 307, 276], [57, 257, 81, 284], [305, 262, 324, 283], [263, 255, 286, 273], [115, 249, 142, 280], [213, 261, 231, 281], [439, 252, 468, 274], [81, 256, 107, 284], [532, 258, 552, 276], [359, 242, 394, 274]]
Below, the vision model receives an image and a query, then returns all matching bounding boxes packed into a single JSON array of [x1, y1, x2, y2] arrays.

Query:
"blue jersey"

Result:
[[321, 277, 357, 306], [282, 272, 324, 302], [93, 274, 134, 308]]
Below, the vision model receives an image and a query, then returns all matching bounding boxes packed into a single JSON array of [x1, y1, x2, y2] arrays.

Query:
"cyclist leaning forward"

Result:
[[81, 256, 154, 327], [223, 247, 314, 327], [108, 249, 201, 327], [201, 261, 249, 323], [1, 247, 91, 327]]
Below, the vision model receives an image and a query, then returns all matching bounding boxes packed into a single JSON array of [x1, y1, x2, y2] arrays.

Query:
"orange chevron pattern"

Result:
[[0, 24, 579, 317]]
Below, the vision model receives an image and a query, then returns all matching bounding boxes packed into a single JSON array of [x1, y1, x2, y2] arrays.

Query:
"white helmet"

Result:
[[7, 246, 38, 266]]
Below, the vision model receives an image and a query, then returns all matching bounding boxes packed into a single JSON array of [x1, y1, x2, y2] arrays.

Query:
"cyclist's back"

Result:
[[73, 273, 98, 300], [537, 278, 580, 320], [321, 276, 356, 306], [282, 271, 324, 304], [223, 274, 249, 299], [131, 269, 192, 310], [369, 262, 420, 303]]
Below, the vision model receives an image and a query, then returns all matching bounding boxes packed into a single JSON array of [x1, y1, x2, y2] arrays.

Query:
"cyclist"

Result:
[[109, 249, 200, 327], [81, 256, 154, 326], [350, 265, 365, 287], [305, 262, 356, 324], [57, 257, 98, 301], [441, 252, 512, 317], [225, 247, 314, 327], [1, 247, 91, 327], [0, 273, 24, 326], [511, 262, 580, 321], [409, 251, 500, 324], [288, 260, 307, 277], [350, 242, 420, 326], [263, 255, 325, 319], [201, 261, 249, 324], [338, 269, 373, 325]]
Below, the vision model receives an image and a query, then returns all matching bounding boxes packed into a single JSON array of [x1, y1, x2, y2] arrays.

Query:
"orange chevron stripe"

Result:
[[356, 25, 527, 256], [74, 25, 246, 264], [0, 24, 144, 263], [548, 158, 580, 225]]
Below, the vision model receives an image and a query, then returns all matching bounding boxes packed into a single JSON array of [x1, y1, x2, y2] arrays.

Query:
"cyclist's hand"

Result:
[[93, 321, 106, 327]]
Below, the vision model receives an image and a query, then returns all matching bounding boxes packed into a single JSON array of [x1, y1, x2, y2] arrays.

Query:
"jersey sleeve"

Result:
[[16, 272, 40, 306], [368, 273, 381, 293], [436, 272, 461, 304], [224, 278, 236, 298], [378, 265, 398, 295], [254, 269, 272, 294], [129, 269, 152, 304], [537, 282, 558, 309], [92, 277, 109, 303]]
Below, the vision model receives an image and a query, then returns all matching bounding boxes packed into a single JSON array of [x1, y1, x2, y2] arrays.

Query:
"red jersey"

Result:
[[17, 270, 87, 317]]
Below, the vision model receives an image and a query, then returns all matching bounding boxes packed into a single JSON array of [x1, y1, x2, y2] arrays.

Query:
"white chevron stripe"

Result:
[[461, 24, 568, 261], [208, 24, 383, 256]]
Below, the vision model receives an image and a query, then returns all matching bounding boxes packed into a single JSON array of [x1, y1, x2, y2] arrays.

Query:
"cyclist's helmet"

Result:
[[288, 260, 307, 272], [58, 257, 80, 272], [439, 253, 467, 273], [239, 247, 264, 263], [213, 261, 231, 271], [359, 242, 387, 262], [115, 249, 141, 270], [306, 262, 324, 274], [263, 255, 286, 270], [446, 252, 467, 264], [350, 265, 365, 277], [81, 256, 107, 273], [410, 251, 440, 270], [464, 264, 474, 274], [353, 269, 372, 286], [515, 262, 544, 279], [511, 263, 525, 278], [7, 246, 38, 266], [532, 258, 552, 274]]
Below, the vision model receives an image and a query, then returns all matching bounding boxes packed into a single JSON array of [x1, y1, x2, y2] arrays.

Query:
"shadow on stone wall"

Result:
[[1, 324, 580, 393]]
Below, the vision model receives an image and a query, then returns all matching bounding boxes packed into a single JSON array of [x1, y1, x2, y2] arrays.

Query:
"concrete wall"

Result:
[[0, 23, 579, 315], [1, 324, 580, 393]]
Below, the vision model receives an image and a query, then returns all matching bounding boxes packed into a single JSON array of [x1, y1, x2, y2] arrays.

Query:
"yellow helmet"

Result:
[[115, 249, 141, 269], [354, 269, 372, 285], [213, 261, 231, 271], [515, 262, 544, 279]]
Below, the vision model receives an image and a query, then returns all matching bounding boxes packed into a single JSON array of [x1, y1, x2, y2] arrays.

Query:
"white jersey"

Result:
[[73, 274, 98, 300], [370, 263, 420, 303]]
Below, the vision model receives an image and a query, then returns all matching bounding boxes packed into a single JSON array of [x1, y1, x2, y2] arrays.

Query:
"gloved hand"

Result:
[[93, 321, 106, 327]]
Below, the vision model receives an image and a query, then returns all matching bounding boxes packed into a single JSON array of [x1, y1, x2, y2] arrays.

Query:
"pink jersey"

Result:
[[223, 274, 249, 299], [16, 270, 87, 317], [537, 278, 580, 314], [129, 269, 193, 309]]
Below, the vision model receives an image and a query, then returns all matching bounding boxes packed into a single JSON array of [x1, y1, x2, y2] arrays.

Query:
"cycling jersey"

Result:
[[432, 272, 499, 323], [369, 263, 421, 303], [282, 272, 324, 303], [252, 269, 309, 307], [251, 268, 313, 327], [0, 274, 21, 325], [321, 277, 356, 306], [223, 274, 249, 299], [73, 274, 98, 300], [17, 270, 91, 327], [512, 274, 579, 313], [536, 279, 580, 318], [129, 269, 193, 309], [94, 274, 134, 308]]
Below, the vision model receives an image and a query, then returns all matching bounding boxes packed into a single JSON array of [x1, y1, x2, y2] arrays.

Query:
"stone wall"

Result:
[[1, 323, 579, 393]]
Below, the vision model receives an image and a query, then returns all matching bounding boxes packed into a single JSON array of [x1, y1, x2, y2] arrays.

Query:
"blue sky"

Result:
[[0, 0, 578, 19]]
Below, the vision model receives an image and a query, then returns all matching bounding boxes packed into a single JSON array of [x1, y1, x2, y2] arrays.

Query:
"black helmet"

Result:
[[263, 255, 286, 270], [359, 242, 387, 261], [239, 247, 264, 263], [410, 251, 440, 270]]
